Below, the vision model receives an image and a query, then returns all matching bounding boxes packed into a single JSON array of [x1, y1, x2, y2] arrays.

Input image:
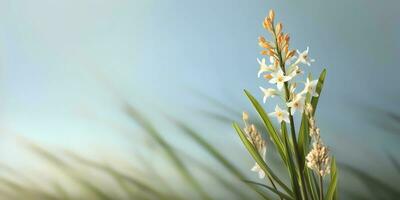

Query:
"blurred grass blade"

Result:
[[192, 90, 241, 117], [173, 120, 270, 200], [325, 157, 337, 200], [66, 151, 167, 200], [386, 153, 400, 175], [341, 163, 400, 199], [233, 122, 293, 197], [244, 180, 294, 200], [244, 90, 287, 166], [76, 178, 113, 200], [123, 104, 212, 200], [178, 150, 251, 200]]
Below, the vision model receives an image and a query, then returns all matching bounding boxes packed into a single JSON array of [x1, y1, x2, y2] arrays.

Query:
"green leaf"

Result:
[[245, 180, 294, 200], [304, 167, 318, 200], [233, 122, 293, 197], [311, 69, 327, 115], [244, 90, 287, 165], [281, 122, 302, 200], [325, 158, 338, 200], [298, 69, 327, 169]]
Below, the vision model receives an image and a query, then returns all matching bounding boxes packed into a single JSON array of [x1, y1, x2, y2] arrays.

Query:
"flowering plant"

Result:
[[233, 10, 338, 200]]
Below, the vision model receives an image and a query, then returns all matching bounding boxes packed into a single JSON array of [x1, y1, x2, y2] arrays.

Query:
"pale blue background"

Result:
[[0, 0, 399, 197]]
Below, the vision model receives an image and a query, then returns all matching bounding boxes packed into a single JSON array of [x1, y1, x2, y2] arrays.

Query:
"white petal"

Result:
[[269, 56, 274, 63], [257, 68, 264, 78], [269, 78, 277, 84], [251, 164, 258, 172], [259, 170, 265, 179], [275, 105, 281, 112], [277, 82, 283, 90], [291, 108, 296, 115], [283, 115, 290, 123], [282, 110, 290, 122], [283, 75, 292, 82], [260, 146, 267, 158], [268, 112, 276, 117], [277, 116, 283, 123], [311, 80, 318, 87]]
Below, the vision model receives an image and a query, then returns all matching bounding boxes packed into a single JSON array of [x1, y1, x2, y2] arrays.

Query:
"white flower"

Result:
[[257, 57, 276, 77], [295, 47, 315, 66], [269, 105, 290, 123], [251, 146, 266, 179], [269, 69, 291, 90], [251, 163, 265, 179], [259, 87, 277, 103], [287, 94, 305, 115], [301, 78, 319, 97], [288, 65, 303, 79]]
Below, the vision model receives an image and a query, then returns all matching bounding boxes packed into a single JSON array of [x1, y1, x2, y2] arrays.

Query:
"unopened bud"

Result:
[[242, 111, 249, 121], [275, 22, 282, 34], [263, 74, 273, 79], [286, 50, 296, 59], [268, 10, 275, 22], [260, 50, 268, 55]]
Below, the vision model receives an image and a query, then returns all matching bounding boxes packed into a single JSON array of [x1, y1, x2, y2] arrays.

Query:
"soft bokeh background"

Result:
[[0, 0, 399, 199]]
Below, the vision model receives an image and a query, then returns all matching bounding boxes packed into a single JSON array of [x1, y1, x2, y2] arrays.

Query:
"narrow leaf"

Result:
[[245, 180, 294, 200], [244, 90, 287, 165], [325, 158, 338, 200], [233, 122, 293, 197]]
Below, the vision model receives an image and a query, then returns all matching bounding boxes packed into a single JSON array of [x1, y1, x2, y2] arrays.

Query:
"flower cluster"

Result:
[[257, 10, 318, 123], [256, 10, 331, 178], [242, 112, 267, 179], [305, 104, 331, 177], [235, 9, 336, 199]]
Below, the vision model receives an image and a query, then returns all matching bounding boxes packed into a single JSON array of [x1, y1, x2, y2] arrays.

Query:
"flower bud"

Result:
[[263, 18, 273, 32], [258, 36, 266, 43], [268, 10, 275, 22], [242, 111, 249, 121], [275, 22, 282, 34], [286, 50, 296, 59], [263, 74, 273, 79], [260, 50, 268, 55], [284, 33, 290, 43]]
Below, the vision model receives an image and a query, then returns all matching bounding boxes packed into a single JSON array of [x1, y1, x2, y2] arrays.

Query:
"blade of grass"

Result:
[[178, 150, 251, 200], [244, 90, 287, 166], [310, 69, 327, 115], [341, 163, 400, 199], [233, 122, 293, 197], [244, 180, 294, 200], [298, 70, 326, 167], [325, 157, 337, 200], [172, 120, 271, 199], [66, 151, 168, 200], [281, 122, 302, 200], [124, 104, 212, 200], [386, 152, 400, 175]]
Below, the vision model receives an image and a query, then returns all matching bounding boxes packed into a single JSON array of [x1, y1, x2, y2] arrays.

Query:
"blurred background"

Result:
[[0, 0, 399, 199]]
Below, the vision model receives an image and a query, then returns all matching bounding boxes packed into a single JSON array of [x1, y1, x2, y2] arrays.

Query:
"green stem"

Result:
[[319, 175, 324, 200], [272, 28, 308, 200]]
